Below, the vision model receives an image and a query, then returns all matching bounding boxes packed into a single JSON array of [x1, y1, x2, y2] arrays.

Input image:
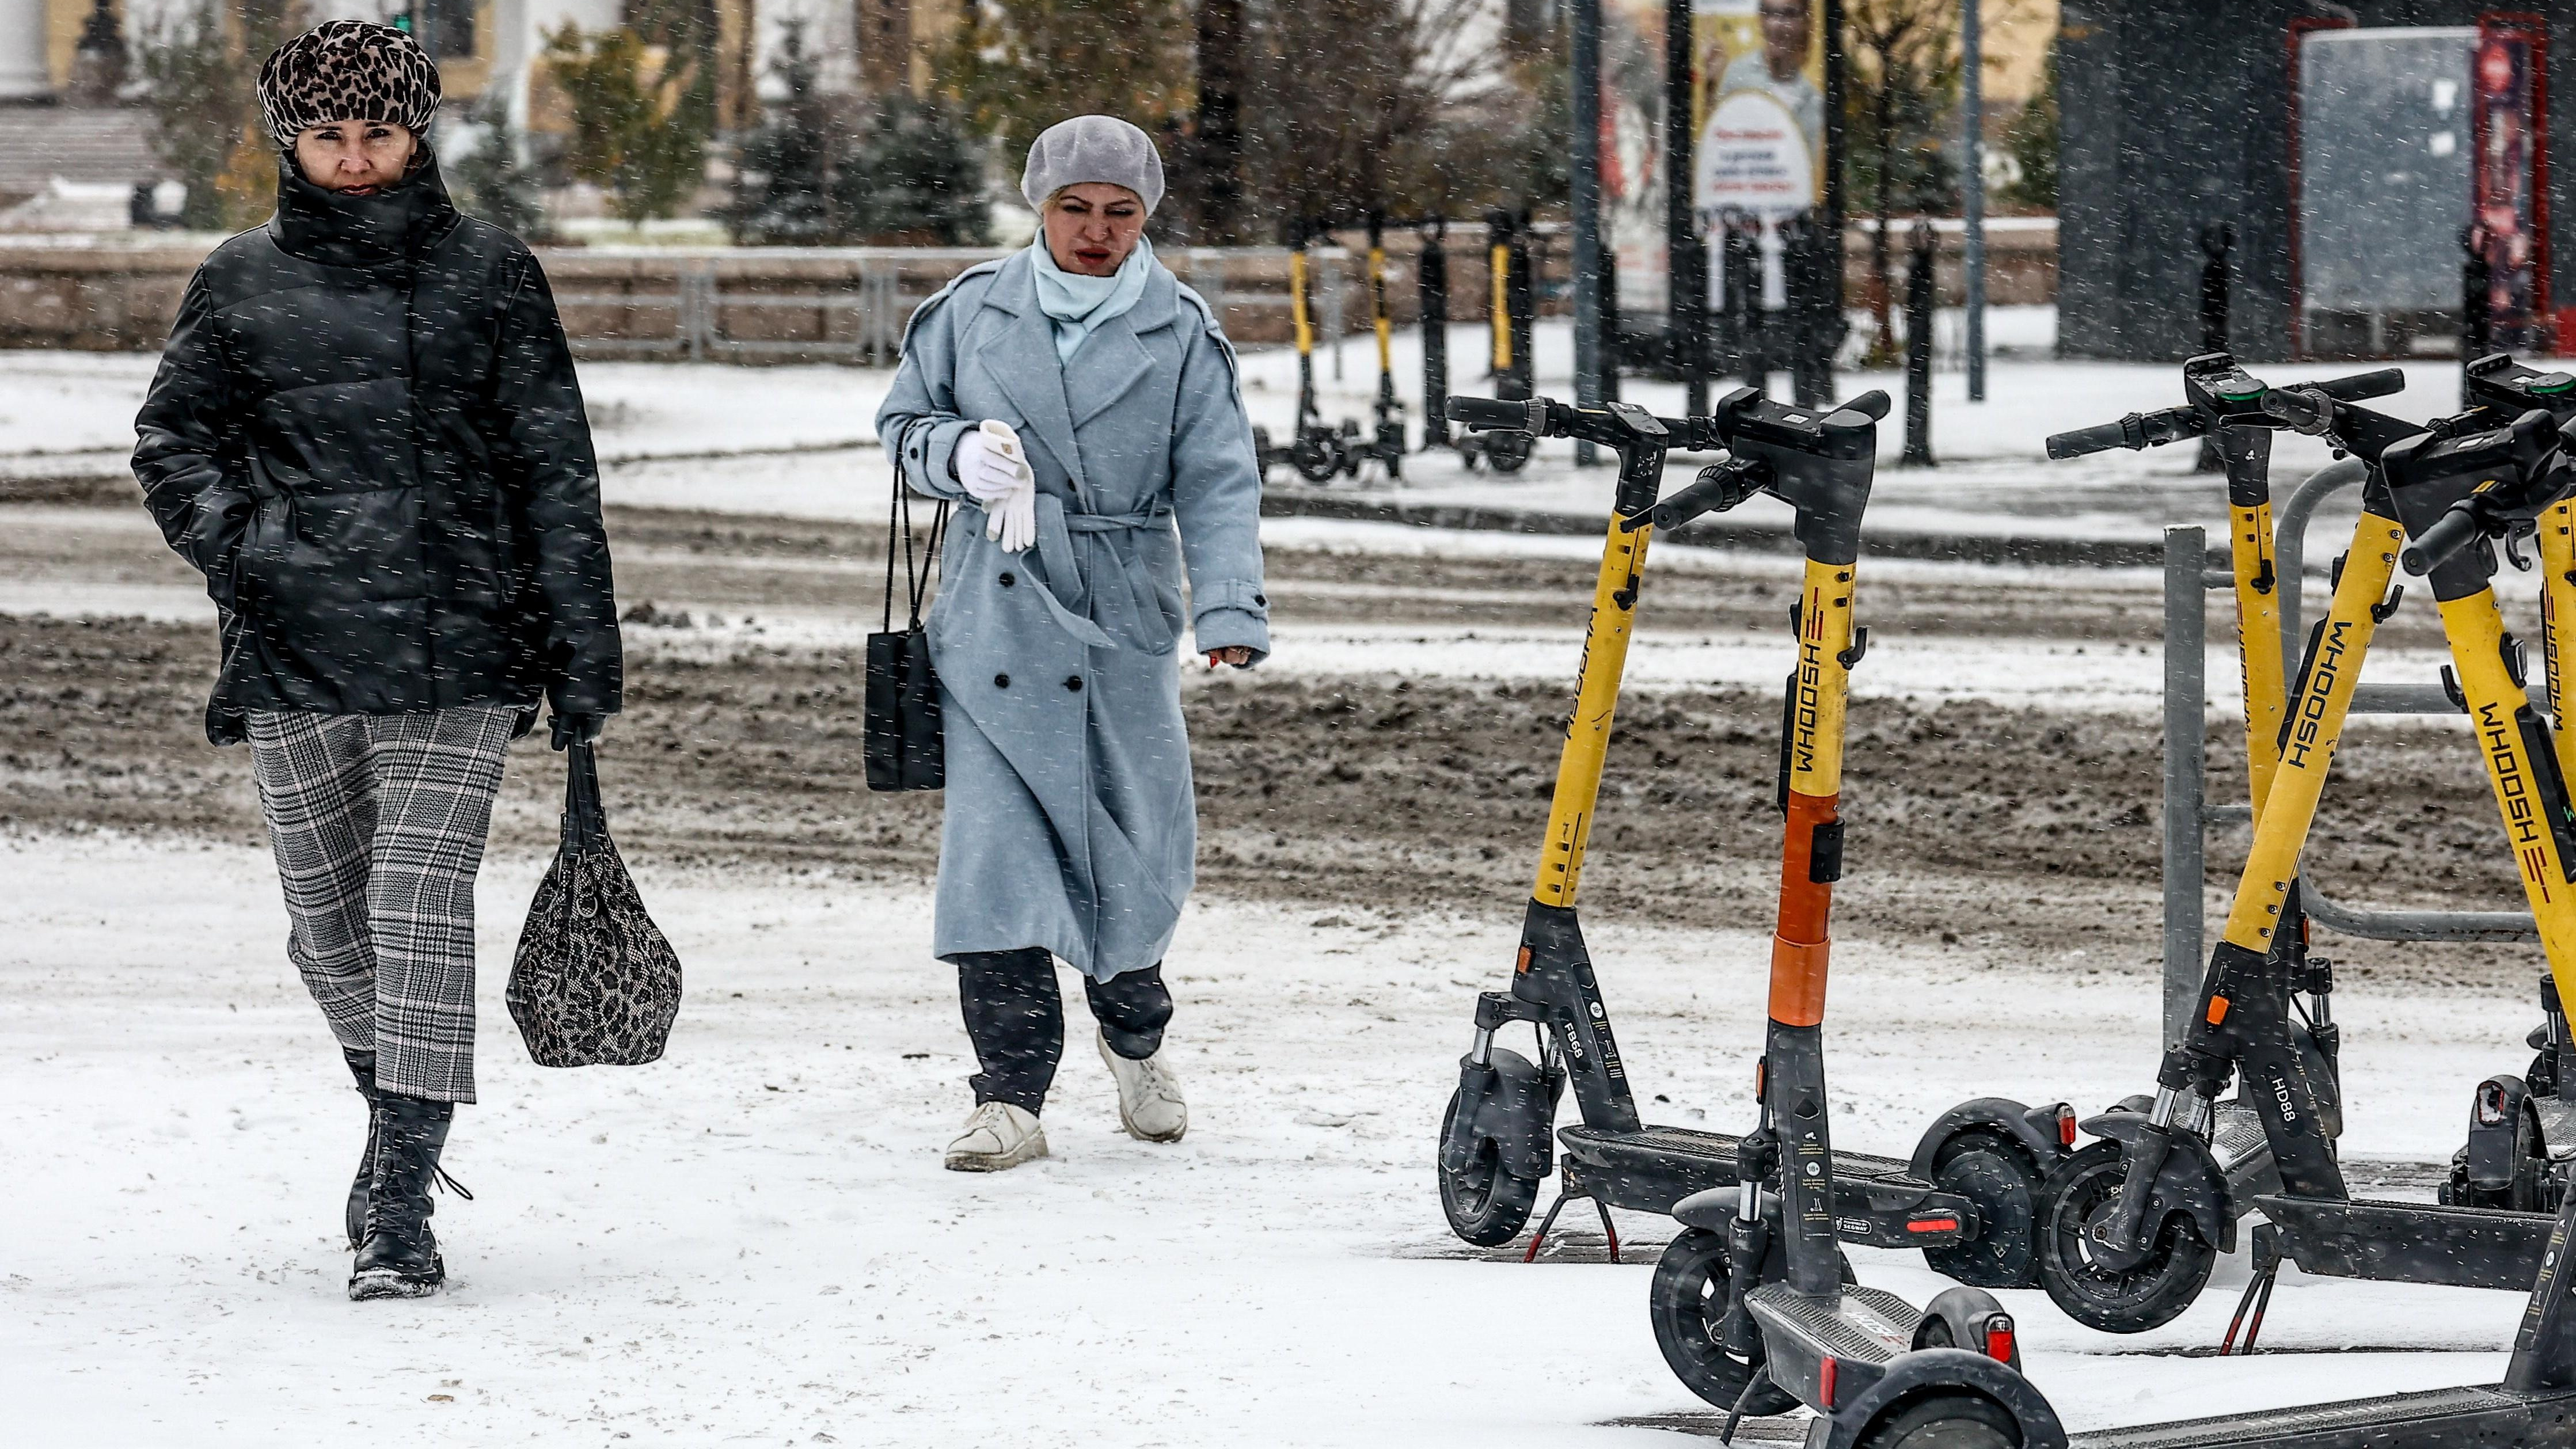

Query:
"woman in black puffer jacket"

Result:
[[131, 20, 620, 1303]]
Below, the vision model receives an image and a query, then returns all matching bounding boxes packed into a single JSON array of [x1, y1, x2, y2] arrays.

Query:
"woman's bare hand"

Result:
[[1205, 647, 1254, 669]]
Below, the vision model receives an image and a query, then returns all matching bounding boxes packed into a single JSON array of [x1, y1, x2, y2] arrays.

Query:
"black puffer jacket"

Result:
[[134, 153, 621, 745]]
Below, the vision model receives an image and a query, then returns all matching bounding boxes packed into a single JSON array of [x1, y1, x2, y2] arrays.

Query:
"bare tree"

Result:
[[1842, 0, 1959, 363]]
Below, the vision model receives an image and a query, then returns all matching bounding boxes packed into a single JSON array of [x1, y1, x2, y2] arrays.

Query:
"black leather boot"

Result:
[[341, 1048, 379, 1251], [349, 1093, 463, 1301]]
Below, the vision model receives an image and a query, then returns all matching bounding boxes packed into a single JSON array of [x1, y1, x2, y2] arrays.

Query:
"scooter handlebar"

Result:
[[2314, 367, 2406, 404], [2046, 415, 2157, 459], [1837, 390, 1893, 423], [2402, 501, 2490, 577], [1446, 397, 1547, 433]]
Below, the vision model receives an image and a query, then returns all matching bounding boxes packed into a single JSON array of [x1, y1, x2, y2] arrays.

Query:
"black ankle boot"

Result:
[[349, 1093, 463, 1301], [342, 1048, 379, 1251]]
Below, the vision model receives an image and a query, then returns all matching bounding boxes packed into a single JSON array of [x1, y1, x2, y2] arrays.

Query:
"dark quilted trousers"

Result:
[[248, 706, 515, 1102], [956, 949, 1172, 1115]]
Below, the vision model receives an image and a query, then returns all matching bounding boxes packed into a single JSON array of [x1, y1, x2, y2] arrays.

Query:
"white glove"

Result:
[[991, 480, 1037, 554], [955, 419, 1033, 504], [960, 420, 1038, 554]]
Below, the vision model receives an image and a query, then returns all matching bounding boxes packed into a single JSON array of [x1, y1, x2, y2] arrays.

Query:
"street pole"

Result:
[[1665, 0, 1703, 416], [1572, 0, 1604, 467], [1962, 0, 1986, 401]]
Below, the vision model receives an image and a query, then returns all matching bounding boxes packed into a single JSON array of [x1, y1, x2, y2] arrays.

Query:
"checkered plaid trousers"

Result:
[[247, 706, 518, 1102]]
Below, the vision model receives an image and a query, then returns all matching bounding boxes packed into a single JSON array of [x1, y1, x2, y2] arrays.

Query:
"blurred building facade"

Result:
[[2060, 0, 2576, 362], [0, 0, 954, 127]]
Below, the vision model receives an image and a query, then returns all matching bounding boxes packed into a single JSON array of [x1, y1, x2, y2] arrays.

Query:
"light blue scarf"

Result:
[[1030, 234, 1155, 363]]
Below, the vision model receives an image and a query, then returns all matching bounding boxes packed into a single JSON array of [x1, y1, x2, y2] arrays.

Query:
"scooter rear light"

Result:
[[1984, 1318, 2017, 1364], [1905, 1216, 1960, 1234], [2479, 1083, 2510, 1127], [2055, 1104, 2077, 1148], [1818, 1355, 1838, 1409]]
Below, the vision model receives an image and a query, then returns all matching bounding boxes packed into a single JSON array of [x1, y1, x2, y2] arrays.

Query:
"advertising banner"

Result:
[[2470, 15, 2549, 341], [1694, 0, 1829, 306]]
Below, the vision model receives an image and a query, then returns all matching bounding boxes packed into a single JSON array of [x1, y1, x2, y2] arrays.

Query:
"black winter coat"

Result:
[[134, 153, 621, 745]]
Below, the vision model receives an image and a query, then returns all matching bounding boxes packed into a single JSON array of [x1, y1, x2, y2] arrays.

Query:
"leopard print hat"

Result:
[[257, 20, 442, 147]]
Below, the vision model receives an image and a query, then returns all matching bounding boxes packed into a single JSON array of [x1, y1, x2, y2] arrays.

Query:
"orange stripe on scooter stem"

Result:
[[1769, 789, 1838, 1028]]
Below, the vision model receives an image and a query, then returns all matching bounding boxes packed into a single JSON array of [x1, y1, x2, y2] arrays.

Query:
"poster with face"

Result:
[[1695, 0, 1828, 307]]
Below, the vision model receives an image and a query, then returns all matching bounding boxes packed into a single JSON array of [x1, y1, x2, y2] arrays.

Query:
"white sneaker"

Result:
[[943, 1101, 1048, 1172], [1097, 1029, 1188, 1143]]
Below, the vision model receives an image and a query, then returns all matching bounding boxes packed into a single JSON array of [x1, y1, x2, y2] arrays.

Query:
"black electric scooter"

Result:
[[1772, 409, 2576, 1449], [1435, 388, 2064, 1286]]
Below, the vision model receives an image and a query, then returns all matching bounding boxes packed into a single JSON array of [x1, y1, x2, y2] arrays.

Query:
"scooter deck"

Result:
[[1741, 1281, 1923, 1413], [2256, 1193, 2555, 1292], [2065, 1384, 2547, 1449], [1558, 1123, 1912, 1212]]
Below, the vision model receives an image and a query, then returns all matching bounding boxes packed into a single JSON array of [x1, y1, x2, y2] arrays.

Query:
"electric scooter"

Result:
[[2444, 355, 2576, 1212], [2009, 356, 2409, 1313], [1620, 379, 2034, 1427], [1338, 212, 1407, 481], [1252, 217, 1355, 484], [1765, 406, 2576, 1449], [1435, 388, 2055, 1285], [2023, 373, 2576, 1335]]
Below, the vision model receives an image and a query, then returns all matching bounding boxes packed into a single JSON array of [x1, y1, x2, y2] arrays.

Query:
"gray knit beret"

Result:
[[1020, 116, 1165, 215], [257, 20, 442, 146]]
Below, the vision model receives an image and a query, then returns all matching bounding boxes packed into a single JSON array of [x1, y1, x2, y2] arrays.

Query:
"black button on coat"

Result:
[[133, 153, 622, 745]]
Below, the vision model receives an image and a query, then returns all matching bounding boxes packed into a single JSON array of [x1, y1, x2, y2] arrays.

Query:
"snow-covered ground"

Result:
[[0, 831, 2546, 1444], [5, 314, 2566, 1443]]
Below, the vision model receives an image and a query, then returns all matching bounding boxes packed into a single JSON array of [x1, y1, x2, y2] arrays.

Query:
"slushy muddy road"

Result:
[[0, 499, 2536, 991]]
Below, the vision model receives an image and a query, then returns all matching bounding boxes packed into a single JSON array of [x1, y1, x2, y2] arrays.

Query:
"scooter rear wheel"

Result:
[[1437, 1089, 1540, 1245], [1855, 1393, 2022, 1449], [1922, 1129, 2042, 1288], [2035, 1139, 2217, 1333], [1649, 1229, 1800, 1416]]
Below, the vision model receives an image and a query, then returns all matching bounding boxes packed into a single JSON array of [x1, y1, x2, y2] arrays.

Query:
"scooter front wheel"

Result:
[[1921, 1129, 2043, 1288], [1649, 1229, 1800, 1415], [1855, 1393, 2022, 1449], [1291, 432, 1346, 482], [1437, 1089, 1540, 1245], [2035, 1139, 2217, 1333]]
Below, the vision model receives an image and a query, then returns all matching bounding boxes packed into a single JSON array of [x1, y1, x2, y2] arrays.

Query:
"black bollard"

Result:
[[1420, 223, 1451, 448], [1506, 208, 1538, 403], [1781, 211, 1838, 409], [1902, 219, 1935, 467], [1724, 219, 1764, 389], [2195, 223, 2235, 473], [2464, 222, 2494, 402]]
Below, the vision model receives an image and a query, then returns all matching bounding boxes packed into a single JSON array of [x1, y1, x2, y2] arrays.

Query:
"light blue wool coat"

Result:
[[877, 246, 1269, 980]]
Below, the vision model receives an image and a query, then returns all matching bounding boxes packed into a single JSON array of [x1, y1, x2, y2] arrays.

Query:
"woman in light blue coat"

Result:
[[877, 116, 1268, 1172]]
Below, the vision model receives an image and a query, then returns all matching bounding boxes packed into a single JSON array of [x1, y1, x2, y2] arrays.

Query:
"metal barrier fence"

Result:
[[550, 248, 1315, 366], [2161, 458, 2541, 1044]]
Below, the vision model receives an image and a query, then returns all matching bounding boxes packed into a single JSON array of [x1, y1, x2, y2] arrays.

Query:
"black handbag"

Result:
[[866, 465, 949, 792], [507, 742, 684, 1067]]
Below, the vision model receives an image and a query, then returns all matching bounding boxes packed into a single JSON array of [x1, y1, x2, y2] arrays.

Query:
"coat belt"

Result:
[[976, 496, 1176, 653]]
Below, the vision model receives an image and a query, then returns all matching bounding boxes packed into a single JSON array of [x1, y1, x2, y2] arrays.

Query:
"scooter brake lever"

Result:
[[2506, 519, 2539, 572]]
